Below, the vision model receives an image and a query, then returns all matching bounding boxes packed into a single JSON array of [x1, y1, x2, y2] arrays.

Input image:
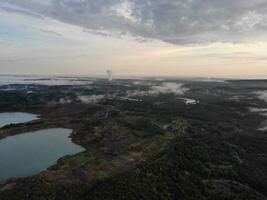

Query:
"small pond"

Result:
[[0, 128, 84, 182], [0, 112, 39, 128]]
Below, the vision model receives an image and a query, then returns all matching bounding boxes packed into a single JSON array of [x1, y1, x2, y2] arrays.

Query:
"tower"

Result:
[[107, 69, 113, 81]]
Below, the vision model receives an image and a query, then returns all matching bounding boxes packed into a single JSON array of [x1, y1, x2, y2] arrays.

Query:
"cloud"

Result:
[[259, 126, 267, 131], [129, 82, 188, 96], [39, 29, 62, 36], [249, 107, 267, 113], [1, 0, 267, 44], [152, 82, 188, 95], [178, 98, 199, 105], [0, 75, 92, 86], [254, 91, 267, 103], [78, 95, 105, 103]]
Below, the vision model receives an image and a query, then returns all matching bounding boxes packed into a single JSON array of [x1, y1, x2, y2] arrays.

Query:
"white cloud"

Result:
[[251, 91, 267, 131], [111, 0, 140, 23], [178, 97, 199, 105], [259, 126, 267, 131], [129, 82, 188, 97], [78, 95, 105, 103], [249, 107, 267, 113], [235, 12, 267, 31], [152, 82, 188, 95], [254, 91, 267, 103]]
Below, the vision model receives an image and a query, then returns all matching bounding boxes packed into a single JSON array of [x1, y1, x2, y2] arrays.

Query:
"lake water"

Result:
[[0, 128, 84, 182], [0, 112, 39, 128]]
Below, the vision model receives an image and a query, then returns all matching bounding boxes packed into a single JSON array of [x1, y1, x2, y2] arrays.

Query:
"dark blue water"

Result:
[[0, 128, 84, 182]]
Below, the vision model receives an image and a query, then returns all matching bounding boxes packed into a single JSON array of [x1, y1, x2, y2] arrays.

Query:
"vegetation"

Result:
[[119, 115, 165, 137], [1, 79, 267, 199], [56, 152, 94, 168]]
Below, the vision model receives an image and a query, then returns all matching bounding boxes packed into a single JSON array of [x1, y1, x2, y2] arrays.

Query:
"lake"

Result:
[[0, 112, 39, 128], [0, 128, 84, 182]]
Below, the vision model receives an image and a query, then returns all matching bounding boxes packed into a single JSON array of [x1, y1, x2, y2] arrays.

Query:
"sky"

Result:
[[0, 0, 267, 78]]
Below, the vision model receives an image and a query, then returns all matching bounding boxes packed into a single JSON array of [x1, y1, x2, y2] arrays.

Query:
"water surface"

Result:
[[0, 112, 38, 128], [0, 128, 84, 181]]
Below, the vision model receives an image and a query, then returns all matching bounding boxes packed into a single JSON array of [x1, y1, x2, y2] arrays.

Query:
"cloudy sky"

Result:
[[1, 0, 267, 77]]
